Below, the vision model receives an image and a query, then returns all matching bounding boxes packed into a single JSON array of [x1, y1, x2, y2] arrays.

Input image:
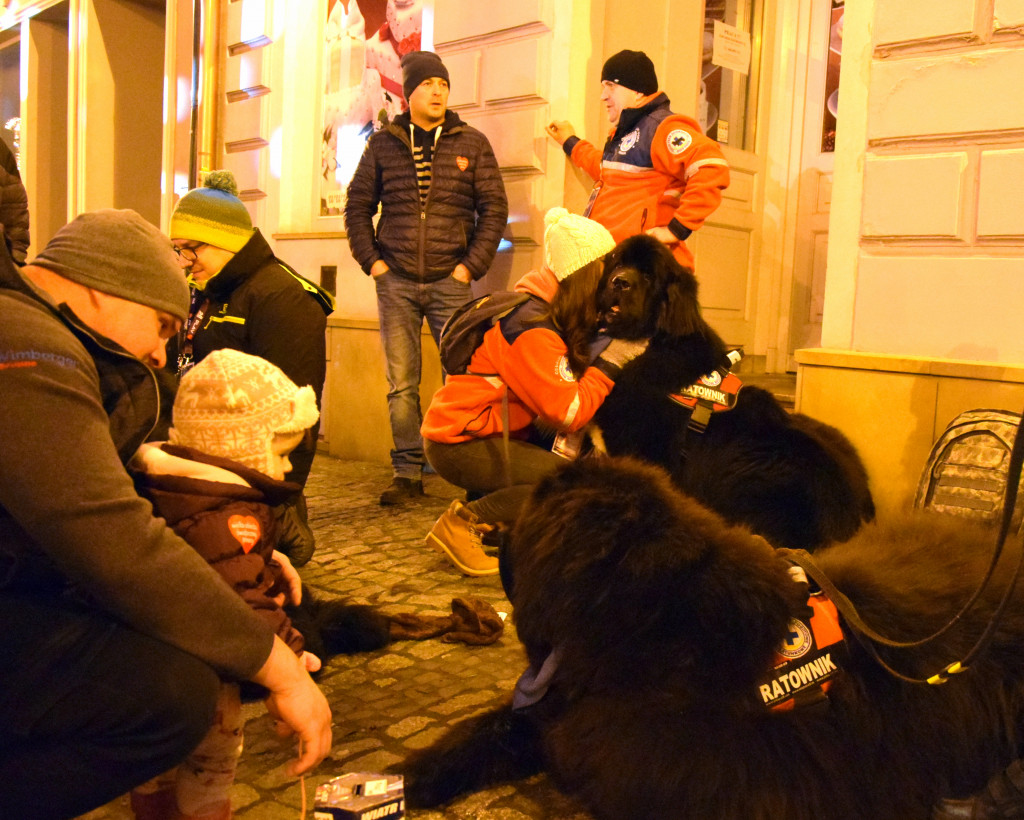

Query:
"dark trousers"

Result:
[[424, 435, 567, 525], [0, 593, 221, 819]]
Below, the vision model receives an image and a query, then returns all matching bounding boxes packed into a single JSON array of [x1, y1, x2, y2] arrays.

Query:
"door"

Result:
[[690, 0, 766, 358], [787, 0, 843, 367]]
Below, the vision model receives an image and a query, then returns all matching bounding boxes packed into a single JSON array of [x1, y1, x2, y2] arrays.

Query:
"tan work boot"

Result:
[[426, 500, 500, 576]]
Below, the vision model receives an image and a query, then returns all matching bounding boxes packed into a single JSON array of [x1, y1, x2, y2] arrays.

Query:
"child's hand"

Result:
[[270, 550, 302, 606]]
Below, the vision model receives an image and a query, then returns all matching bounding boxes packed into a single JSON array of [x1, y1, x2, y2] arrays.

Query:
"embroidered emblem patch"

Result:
[[701, 370, 723, 388], [667, 129, 692, 155], [617, 128, 639, 154], [556, 355, 575, 382], [778, 618, 813, 660], [228, 514, 261, 553], [456, 155, 469, 171]]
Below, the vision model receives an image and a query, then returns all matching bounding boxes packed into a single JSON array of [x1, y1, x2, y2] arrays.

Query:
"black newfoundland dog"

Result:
[[400, 457, 1024, 820], [589, 234, 874, 551]]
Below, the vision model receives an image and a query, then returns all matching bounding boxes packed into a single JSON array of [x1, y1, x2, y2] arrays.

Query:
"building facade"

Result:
[[2, 0, 1023, 508]]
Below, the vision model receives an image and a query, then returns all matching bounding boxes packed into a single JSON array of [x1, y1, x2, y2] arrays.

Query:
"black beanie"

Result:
[[401, 51, 450, 101], [601, 50, 658, 95]]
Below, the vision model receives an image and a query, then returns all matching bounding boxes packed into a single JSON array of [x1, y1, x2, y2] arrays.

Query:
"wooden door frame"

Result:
[[750, 1, 823, 373]]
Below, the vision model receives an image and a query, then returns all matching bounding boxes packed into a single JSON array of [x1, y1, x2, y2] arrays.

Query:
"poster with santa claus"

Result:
[[321, 0, 428, 216]]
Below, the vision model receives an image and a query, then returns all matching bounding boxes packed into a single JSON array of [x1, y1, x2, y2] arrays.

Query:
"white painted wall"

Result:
[[822, 0, 1024, 365]]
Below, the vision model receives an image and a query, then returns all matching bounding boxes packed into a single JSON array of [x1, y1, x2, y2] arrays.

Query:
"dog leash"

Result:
[[778, 405, 1024, 686]]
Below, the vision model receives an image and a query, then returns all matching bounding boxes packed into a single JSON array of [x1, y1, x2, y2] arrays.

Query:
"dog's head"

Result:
[[508, 457, 803, 697], [597, 234, 705, 340]]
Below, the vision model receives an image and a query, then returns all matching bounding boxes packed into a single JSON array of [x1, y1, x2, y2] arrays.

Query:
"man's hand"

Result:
[[645, 226, 680, 246], [370, 260, 390, 278], [252, 637, 332, 776], [545, 120, 576, 146], [451, 263, 472, 284]]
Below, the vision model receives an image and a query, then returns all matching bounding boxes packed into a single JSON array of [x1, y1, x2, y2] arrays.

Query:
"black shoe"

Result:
[[379, 477, 424, 506]]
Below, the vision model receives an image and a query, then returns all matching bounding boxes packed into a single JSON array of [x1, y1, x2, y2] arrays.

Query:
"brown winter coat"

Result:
[[133, 443, 305, 655]]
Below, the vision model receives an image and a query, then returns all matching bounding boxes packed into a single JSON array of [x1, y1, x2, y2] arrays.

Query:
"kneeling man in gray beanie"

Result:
[[0, 208, 332, 818]]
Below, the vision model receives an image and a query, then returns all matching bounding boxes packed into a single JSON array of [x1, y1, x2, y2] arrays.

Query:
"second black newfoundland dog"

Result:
[[590, 234, 874, 551], [400, 457, 1024, 820]]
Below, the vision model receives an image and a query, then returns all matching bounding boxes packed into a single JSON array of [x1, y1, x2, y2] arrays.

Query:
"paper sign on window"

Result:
[[712, 20, 751, 76]]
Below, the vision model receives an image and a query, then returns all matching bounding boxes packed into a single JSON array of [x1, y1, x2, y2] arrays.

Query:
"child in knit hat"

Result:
[[127, 349, 321, 820], [420, 208, 647, 578]]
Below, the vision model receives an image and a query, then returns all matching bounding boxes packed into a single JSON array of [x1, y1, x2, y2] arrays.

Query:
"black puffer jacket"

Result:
[[0, 140, 29, 264], [344, 110, 508, 282]]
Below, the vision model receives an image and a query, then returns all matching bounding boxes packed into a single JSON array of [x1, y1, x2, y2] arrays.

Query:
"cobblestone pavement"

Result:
[[80, 455, 592, 820]]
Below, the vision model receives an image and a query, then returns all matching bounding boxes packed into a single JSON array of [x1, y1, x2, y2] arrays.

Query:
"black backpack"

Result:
[[914, 409, 1024, 532], [439, 291, 529, 375]]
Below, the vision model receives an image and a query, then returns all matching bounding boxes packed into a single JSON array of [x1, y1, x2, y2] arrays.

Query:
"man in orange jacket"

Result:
[[545, 49, 729, 270]]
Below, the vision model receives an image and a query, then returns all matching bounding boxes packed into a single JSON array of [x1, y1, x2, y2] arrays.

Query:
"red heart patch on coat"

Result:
[[456, 156, 469, 172], [228, 515, 261, 553]]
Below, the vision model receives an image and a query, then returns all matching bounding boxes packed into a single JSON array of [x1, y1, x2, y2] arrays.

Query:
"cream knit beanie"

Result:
[[543, 207, 616, 281], [169, 170, 254, 253], [169, 349, 319, 476]]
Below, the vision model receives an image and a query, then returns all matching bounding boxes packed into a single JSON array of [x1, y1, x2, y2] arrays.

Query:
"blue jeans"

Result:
[[375, 271, 472, 478]]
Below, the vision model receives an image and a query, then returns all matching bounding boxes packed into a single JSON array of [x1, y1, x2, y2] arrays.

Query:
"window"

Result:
[[701, 0, 763, 150]]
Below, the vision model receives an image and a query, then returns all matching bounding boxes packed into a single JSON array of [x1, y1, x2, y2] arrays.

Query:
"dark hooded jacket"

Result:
[[344, 109, 508, 282], [187, 228, 330, 486]]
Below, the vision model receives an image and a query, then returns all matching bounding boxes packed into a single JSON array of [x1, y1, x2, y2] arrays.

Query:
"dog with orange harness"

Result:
[[400, 456, 1024, 820]]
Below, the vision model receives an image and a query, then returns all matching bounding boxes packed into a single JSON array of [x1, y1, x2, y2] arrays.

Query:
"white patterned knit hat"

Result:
[[169, 349, 319, 476], [543, 207, 616, 281]]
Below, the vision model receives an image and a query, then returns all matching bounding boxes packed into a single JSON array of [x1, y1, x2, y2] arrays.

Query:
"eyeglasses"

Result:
[[172, 243, 205, 264]]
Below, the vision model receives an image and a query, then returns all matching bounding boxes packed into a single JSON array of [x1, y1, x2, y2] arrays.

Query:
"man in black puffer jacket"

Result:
[[345, 50, 508, 507]]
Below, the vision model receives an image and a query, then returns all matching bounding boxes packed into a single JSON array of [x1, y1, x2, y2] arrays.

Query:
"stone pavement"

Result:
[[80, 455, 593, 820]]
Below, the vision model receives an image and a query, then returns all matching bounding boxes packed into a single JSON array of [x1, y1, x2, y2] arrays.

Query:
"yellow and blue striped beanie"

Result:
[[169, 170, 254, 252]]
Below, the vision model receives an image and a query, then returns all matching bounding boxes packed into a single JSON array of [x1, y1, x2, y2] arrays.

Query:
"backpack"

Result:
[[914, 409, 1024, 532], [439, 291, 530, 375]]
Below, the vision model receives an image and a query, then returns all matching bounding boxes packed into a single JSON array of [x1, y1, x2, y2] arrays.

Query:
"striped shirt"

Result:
[[411, 123, 442, 205]]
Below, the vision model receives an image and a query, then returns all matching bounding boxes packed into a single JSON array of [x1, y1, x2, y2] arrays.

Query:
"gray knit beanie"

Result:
[[31, 209, 190, 323]]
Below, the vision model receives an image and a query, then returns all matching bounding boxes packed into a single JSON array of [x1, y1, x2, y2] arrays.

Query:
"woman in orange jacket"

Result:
[[421, 209, 646, 576]]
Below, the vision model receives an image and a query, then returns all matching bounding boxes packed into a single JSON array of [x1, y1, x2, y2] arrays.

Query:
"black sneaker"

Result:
[[379, 477, 424, 506]]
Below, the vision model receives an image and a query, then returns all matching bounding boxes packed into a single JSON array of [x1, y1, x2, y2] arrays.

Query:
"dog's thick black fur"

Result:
[[400, 457, 1024, 820], [286, 587, 393, 660], [234, 589, 392, 700], [592, 234, 874, 550]]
